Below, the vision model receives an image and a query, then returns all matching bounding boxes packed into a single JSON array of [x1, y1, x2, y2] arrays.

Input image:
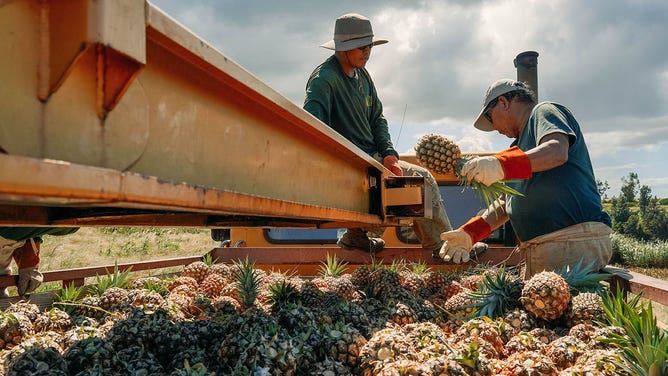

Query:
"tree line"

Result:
[[599, 172, 668, 241]]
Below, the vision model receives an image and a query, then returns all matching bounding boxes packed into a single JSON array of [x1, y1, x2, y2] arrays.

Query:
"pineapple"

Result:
[[388, 301, 417, 326], [499, 350, 558, 375], [4, 346, 67, 376], [33, 308, 73, 334], [543, 335, 587, 369], [199, 273, 225, 298], [565, 291, 604, 327], [442, 290, 478, 319], [359, 327, 414, 374], [415, 133, 523, 207], [350, 265, 372, 288], [399, 262, 429, 298], [167, 276, 199, 291], [414, 133, 462, 175], [322, 321, 367, 368], [182, 261, 210, 284], [266, 279, 300, 314], [0, 312, 35, 350], [424, 270, 455, 294], [99, 286, 129, 310], [441, 280, 471, 300], [504, 308, 537, 332], [520, 271, 571, 321], [4, 301, 40, 323]]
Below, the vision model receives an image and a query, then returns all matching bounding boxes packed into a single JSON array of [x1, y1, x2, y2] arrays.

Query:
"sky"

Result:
[[151, 0, 668, 198]]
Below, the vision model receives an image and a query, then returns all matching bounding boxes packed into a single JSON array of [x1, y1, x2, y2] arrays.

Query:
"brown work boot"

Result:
[[337, 229, 385, 253]]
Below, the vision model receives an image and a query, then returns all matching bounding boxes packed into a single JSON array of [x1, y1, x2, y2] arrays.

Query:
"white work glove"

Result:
[[438, 229, 473, 263], [460, 156, 504, 187], [17, 267, 43, 295]]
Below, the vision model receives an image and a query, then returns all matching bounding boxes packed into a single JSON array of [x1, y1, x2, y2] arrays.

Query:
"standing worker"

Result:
[[438, 79, 612, 278], [0, 227, 78, 296], [304, 13, 453, 255]]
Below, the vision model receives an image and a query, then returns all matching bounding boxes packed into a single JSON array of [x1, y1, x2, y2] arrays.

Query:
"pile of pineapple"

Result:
[[0, 254, 665, 375]]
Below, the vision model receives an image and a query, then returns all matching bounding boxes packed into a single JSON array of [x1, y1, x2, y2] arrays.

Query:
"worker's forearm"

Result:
[[481, 199, 509, 231], [526, 133, 569, 172]]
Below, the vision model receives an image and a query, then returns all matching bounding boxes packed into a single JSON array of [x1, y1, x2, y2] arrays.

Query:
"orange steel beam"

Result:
[[1, 1, 422, 227]]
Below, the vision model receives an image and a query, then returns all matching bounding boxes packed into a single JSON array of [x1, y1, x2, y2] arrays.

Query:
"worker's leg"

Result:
[[520, 222, 612, 279], [0, 235, 26, 298], [399, 161, 453, 256]]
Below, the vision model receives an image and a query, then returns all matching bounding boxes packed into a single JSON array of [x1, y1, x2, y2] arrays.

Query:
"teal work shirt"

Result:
[[506, 102, 611, 241], [303, 55, 399, 159]]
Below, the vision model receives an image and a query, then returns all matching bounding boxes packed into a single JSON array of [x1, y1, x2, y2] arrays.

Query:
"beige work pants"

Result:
[[519, 222, 612, 279]]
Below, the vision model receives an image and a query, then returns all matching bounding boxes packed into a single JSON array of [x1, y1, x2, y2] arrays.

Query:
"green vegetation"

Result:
[[611, 233, 668, 269], [602, 172, 668, 241]]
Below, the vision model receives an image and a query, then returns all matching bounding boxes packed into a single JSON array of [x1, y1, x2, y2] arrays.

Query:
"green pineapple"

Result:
[[415, 133, 523, 207]]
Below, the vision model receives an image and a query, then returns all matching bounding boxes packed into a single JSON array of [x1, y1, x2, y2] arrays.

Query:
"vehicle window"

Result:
[[264, 184, 506, 244]]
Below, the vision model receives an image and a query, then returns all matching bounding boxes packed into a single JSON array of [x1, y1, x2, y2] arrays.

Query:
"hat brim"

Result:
[[321, 36, 388, 51], [473, 109, 494, 132]]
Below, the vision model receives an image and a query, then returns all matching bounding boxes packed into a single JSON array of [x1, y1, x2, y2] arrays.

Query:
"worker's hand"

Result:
[[17, 267, 43, 295], [383, 155, 403, 176], [460, 156, 504, 186], [438, 229, 473, 263]]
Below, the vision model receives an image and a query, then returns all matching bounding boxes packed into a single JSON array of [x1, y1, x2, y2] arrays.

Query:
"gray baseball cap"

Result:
[[321, 13, 388, 51], [474, 79, 523, 131]]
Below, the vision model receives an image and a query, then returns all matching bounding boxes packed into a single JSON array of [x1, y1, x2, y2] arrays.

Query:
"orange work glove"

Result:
[[461, 146, 532, 186]]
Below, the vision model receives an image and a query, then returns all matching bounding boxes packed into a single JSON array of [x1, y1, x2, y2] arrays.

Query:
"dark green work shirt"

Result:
[[506, 102, 611, 241], [304, 55, 399, 159]]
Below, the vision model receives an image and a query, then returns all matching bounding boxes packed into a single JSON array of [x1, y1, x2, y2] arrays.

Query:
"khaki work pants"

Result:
[[519, 221, 612, 279]]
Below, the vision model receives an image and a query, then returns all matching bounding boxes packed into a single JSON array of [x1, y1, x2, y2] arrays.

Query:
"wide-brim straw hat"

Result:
[[320, 13, 388, 51]]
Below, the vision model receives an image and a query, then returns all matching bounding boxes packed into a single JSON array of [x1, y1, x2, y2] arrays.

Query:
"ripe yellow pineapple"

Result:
[[181, 261, 210, 284], [520, 271, 571, 321], [414, 133, 462, 175], [415, 133, 523, 207]]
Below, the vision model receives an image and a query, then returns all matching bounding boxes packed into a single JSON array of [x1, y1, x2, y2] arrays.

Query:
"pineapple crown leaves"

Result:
[[407, 260, 431, 275], [599, 286, 668, 376], [369, 256, 384, 271], [319, 253, 348, 278], [94, 262, 133, 295], [556, 259, 609, 295], [232, 256, 262, 308], [465, 266, 522, 319], [201, 253, 218, 266], [54, 282, 83, 303], [267, 280, 300, 310]]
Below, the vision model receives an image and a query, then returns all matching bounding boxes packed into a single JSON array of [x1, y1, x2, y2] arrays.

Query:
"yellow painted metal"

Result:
[[0, 0, 415, 226]]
